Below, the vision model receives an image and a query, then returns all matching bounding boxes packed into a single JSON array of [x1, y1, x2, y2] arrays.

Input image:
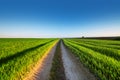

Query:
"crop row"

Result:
[[63, 39, 120, 80], [74, 39, 120, 50], [77, 39, 120, 45], [0, 38, 58, 80], [0, 38, 53, 59], [67, 39, 120, 61]]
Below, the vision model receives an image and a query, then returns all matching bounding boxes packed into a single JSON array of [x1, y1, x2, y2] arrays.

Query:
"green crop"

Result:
[[67, 39, 120, 61], [73, 39, 120, 50], [63, 39, 120, 80], [0, 38, 58, 80]]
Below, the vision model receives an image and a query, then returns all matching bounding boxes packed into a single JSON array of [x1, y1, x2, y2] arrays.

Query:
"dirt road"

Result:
[[61, 42, 96, 80], [26, 41, 97, 80], [33, 44, 57, 80], [25, 43, 57, 80]]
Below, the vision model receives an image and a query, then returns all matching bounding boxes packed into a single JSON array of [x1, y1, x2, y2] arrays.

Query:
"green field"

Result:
[[63, 39, 120, 80], [0, 38, 58, 80], [0, 38, 120, 80]]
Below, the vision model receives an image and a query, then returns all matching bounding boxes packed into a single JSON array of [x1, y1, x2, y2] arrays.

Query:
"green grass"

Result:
[[1, 38, 120, 80], [74, 39, 120, 50], [67, 39, 120, 61], [63, 39, 120, 80], [0, 38, 58, 80], [0, 38, 52, 59]]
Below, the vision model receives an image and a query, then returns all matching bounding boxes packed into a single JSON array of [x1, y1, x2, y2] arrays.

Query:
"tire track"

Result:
[[61, 41, 97, 80], [24, 42, 57, 80]]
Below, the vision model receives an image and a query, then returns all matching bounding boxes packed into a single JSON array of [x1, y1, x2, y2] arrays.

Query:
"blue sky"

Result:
[[0, 0, 120, 38]]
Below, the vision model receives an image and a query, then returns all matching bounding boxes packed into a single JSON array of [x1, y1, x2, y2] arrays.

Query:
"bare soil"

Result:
[[24, 43, 57, 80]]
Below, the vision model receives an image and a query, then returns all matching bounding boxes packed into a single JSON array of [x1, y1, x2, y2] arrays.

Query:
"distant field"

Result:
[[63, 39, 120, 80], [78, 36, 120, 40]]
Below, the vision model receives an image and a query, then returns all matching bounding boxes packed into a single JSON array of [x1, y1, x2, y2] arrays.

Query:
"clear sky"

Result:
[[0, 0, 120, 38]]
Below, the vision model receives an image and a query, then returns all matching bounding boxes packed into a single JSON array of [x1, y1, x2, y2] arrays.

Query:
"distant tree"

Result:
[[82, 36, 84, 38], [115, 37, 120, 40]]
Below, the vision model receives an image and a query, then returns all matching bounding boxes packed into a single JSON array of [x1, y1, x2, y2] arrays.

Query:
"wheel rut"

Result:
[[61, 41, 97, 80], [24, 43, 57, 80]]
